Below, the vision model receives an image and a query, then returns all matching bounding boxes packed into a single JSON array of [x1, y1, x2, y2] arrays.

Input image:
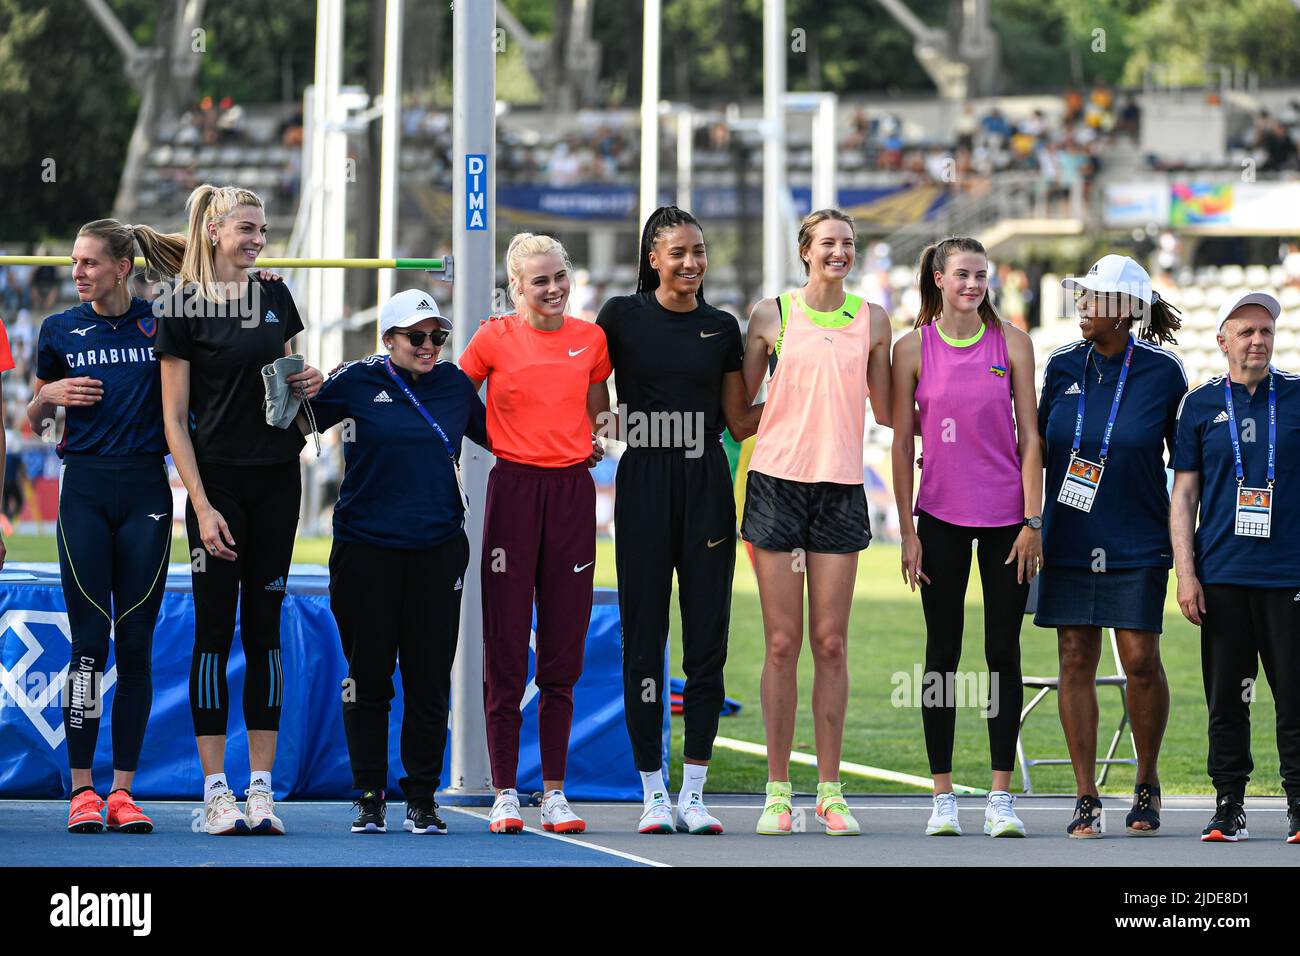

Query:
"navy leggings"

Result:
[[58, 455, 172, 772]]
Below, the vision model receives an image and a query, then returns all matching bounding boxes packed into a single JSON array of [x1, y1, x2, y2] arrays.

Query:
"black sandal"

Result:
[[1067, 794, 1103, 838], [1126, 783, 1161, 835]]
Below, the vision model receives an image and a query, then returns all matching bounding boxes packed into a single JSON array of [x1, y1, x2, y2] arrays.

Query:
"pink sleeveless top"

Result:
[[914, 322, 1024, 527], [748, 290, 873, 485]]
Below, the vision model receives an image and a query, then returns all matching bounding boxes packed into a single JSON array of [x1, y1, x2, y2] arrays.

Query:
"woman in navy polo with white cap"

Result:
[[1038, 254, 1187, 838], [1172, 289, 1300, 845], [304, 289, 487, 836]]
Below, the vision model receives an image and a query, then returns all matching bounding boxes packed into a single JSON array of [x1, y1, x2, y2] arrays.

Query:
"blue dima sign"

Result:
[[466, 154, 488, 230]]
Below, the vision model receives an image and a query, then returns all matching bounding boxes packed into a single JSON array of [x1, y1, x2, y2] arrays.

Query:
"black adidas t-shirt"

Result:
[[596, 292, 743, 447], [154, 277, 306, 465]]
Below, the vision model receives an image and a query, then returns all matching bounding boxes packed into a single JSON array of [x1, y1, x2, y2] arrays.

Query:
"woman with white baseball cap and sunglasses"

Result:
[[304, 289, 488, 835], [1037, 254, 1187, 837]]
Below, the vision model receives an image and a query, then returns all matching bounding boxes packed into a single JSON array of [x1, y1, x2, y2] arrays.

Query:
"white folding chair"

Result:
[[1017, 577, 1138, 794]]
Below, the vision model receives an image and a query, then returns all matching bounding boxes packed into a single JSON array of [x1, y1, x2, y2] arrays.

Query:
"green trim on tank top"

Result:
[[932, 319, 987, 348], [774, 290, 862, 358]]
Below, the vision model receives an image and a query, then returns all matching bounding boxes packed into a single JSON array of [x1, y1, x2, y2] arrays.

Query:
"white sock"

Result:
[[641, 769, 668, 805], [203, 773, 229, 801], [679, 764, 707, 806], [249, 771, 273, 794]]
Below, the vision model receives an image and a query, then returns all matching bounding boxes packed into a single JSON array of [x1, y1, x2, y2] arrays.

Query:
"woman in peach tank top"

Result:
[[740, 208, 894, 835]]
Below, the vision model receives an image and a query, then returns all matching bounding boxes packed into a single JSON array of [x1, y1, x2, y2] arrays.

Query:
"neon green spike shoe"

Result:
[[756, 780, 794, 835], [815, 781, 861, 835]]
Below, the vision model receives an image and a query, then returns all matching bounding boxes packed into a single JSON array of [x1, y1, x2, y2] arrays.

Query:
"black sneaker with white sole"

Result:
[[405, 798, 447, 834], [351, 790, 387, 833], [1201, 794, 1248, 842]]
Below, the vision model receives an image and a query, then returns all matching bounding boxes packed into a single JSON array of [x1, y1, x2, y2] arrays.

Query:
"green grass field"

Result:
[[4, 534, 1283, 797]]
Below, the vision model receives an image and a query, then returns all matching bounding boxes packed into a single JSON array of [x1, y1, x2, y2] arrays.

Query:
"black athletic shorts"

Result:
[[741, 469, 872, 554]]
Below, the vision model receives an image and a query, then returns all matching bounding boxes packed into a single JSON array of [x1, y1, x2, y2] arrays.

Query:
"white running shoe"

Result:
[[203, 789, 246, 835], [676, 792, 724, 835], [639, 792, 675, 834], [488, 788, 524, 834], [984, 790, 1026, 838], [540, 790, 586, 834], [925, 791, 962, 836], [244, 788, 284, 835]]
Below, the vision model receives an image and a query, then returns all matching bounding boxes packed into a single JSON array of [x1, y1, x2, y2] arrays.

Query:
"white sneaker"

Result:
[[540, 790, 586, 834], [488, 788, 524, 834], [639, 792, 675, 834], [244, 788, 284, 835], [676, 792, 724, 835], [203, 789, 246, 835], [925, 791, 962, 836], [984, 790, 1026, 837]]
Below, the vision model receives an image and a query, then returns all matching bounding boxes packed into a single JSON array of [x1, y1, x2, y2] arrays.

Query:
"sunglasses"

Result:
[[392, 329, 448, 347]]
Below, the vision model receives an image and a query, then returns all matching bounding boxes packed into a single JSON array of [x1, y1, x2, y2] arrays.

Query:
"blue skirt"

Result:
[[1033, 564, 1168, 634]]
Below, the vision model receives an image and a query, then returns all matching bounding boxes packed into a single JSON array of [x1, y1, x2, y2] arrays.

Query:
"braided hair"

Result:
[[636, 205, 707, 300], [1134, 289, 1182, 346]]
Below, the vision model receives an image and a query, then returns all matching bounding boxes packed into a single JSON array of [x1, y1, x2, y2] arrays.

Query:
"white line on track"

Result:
[[445, 806, 672, 867]]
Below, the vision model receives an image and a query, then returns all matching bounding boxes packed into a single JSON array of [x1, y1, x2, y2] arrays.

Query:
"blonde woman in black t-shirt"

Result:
[[156, 184, 323, 836]]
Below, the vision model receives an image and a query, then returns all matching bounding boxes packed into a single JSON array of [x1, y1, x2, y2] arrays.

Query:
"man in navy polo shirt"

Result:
[[1172, 289, 1300, 845]]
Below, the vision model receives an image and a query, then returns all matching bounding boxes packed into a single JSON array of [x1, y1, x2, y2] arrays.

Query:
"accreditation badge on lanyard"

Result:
[[1057, 338, 1134, 513], [1225, 371, 1276, 538], [385, 359, 472, 515]]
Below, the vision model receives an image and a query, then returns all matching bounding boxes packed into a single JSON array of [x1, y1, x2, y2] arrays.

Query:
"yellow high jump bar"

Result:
[[0, 256, 451, 274]]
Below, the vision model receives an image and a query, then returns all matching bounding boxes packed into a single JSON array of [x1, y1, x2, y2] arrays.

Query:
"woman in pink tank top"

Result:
[[740, 208, 895, 835], [890, 237, 1043, 838]]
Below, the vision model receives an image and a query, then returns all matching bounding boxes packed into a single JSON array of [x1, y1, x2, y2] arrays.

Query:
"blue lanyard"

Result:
[[1072, 336, 1134, 463], [384, 358, 457, 460], [1223, 370, 1276, 486]]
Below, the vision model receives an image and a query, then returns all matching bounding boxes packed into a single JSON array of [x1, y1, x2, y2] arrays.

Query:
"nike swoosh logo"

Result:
[[568, 347, 588, 357], [70, 327, 94, 336], [707, 538, 727, 548], [573, 561, 594, 572], [699, 331, 722, 338]]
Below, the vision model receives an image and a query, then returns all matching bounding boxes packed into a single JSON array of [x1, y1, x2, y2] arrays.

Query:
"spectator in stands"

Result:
[[955, 103, 978, 153], [1118, 94, 1141, 143], [0, 319, 12, 562], [31, 262, 60, 312], [1257, 114, 1298, 172], [1064, 87, 1084, 125], [2, 427, 21, 524], [1041, 255, 1186, 838], [1282, 242, 1300, 288], [1171, 290, 1300, 845], [980, 107, 1011, 141]]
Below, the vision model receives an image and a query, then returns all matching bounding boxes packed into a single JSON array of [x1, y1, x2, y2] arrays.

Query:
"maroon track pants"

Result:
[[481, 459, 596, 789]]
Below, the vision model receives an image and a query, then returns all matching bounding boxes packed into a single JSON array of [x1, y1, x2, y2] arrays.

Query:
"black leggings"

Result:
[[58, 455, 172, 772], [329, 534, 469, 799], [185, 460, 300, 736], [916, 510, 1028, 775]]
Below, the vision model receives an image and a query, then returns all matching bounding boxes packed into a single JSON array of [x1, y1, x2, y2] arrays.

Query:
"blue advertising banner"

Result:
[[0, 564, 661, 801]]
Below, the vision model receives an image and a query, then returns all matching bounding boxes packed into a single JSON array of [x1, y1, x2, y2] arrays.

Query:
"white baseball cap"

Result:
[[1215, 290, 1281, 332], [378, 289, 452, 337], [1061, 254, 1154, 304]]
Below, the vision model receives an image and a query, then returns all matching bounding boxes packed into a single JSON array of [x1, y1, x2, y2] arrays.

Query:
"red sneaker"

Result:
[[67, 790, 105, 833], [106, 790, 154, 834]]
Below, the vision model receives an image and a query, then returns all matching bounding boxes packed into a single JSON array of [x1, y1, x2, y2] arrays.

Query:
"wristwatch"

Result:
[[1023, 515, 1043, 530]]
